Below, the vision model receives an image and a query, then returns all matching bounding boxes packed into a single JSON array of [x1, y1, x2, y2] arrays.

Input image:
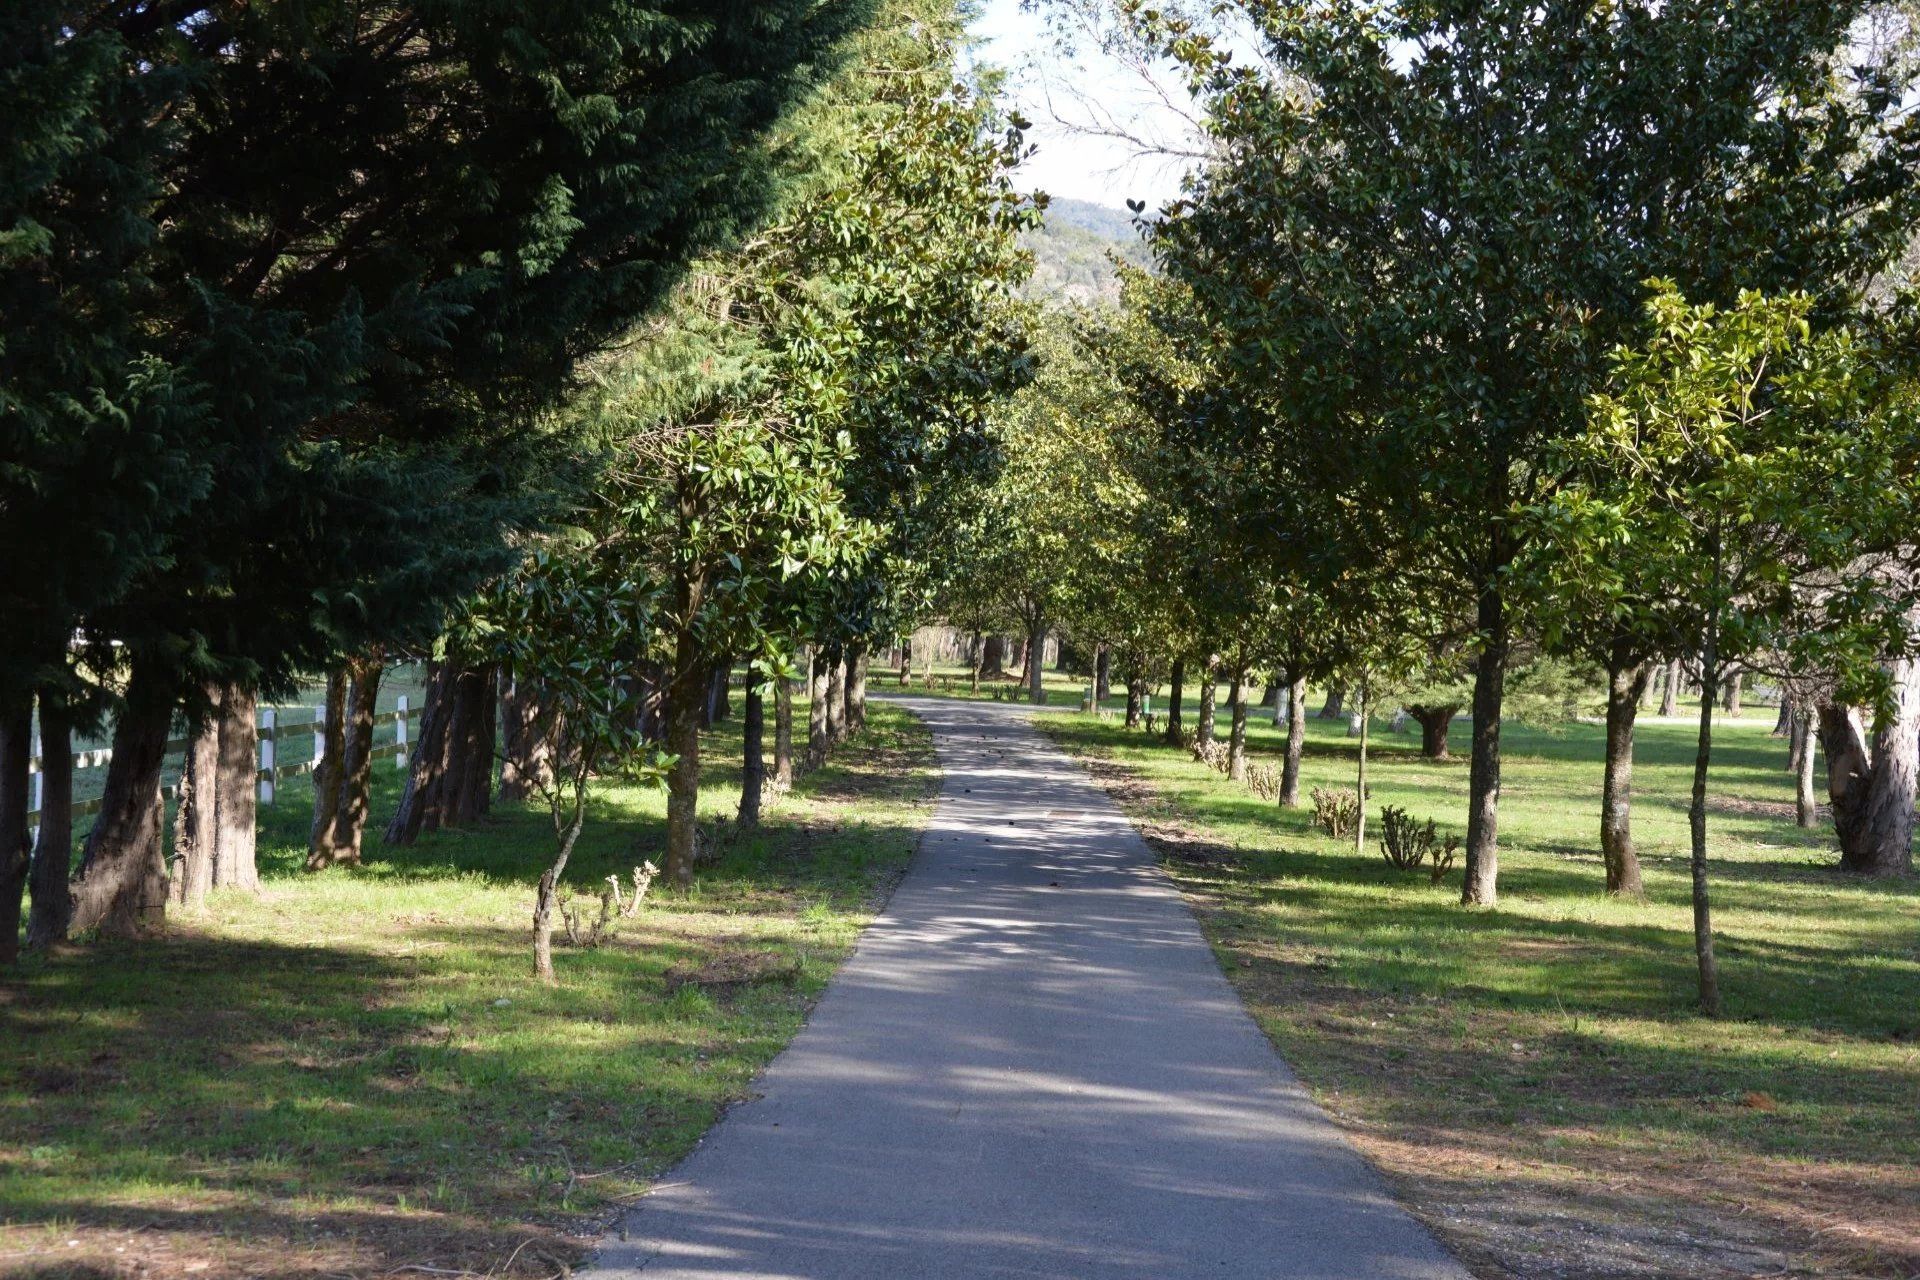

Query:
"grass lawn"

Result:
[[1037, 701, 1920, 1280], [1, 702, 937, 1280]]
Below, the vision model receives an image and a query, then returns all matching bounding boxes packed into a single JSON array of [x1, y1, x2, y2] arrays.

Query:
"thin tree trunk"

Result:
[[1354, 680, 1370, 854], [1125, 678, 1143, 728], [1027, 621, 1047, 705], [1164, 658, 1185, 745], [1690, 610, 1723, 1017], [1462, 582, 1509, 907], [664, 546, 710, 889], [171, 683, 222, 909], [1282, 675, 1307, 807], [807, 647, 830, 767], [26, 692, 74, 949], [0, 691, 31, 963], [1658, 657, 1681, 716], [846, 646, 868, 734], [1196, 654, 1218, 747], [773, 667, 794, 793], [307, 669, 348, 869], [1410, 705, 1458, 760], [330, 657, 382, 866], [69, 662, 174, 938], [1095, 644, 1111, 702], [1601, 646, 1649, 897], [1818, 654, 1920, 876], [1227, 668, 1249, 784], [739, 675, 765, 828], [826, 650, 847, 742], [212, 684, 259, 891], [1723, 670, 1743, 716], [1795, 705, 1819, 829], [1772, 698, 1792, 736], [969, 634, 983, 694], [532, 789, 585, 984]]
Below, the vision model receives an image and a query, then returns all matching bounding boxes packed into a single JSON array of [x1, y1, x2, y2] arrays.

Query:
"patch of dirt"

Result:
[[1062, 735, 1920, 1280], [663, 949, 803, 994]]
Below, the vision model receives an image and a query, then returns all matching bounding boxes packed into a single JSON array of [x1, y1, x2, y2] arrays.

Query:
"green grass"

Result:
[[1, 703, 937, 1280], [1037, 702, 1920, 1279]]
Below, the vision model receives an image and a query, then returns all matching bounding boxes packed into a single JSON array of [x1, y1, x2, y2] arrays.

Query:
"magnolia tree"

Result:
[[1557, 285, 1917, 1014]]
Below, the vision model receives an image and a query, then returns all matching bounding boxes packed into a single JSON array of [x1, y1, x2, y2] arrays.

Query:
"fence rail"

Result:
[[26, 700, 419, 828]]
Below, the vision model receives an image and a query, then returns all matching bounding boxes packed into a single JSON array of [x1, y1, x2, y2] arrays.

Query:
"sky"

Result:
[[965, 0, 1202, 211]]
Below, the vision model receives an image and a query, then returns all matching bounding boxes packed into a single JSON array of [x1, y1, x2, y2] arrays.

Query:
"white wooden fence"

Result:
[[25, 698, 418, 828]]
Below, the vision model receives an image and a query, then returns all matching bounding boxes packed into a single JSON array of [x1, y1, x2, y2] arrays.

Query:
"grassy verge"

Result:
[[2, 703, 937, 1280], [1036, 706, 1920, 1280]]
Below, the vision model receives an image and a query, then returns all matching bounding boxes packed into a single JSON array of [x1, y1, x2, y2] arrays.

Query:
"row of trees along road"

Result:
[[1, 0, 1039, 980], [957, 0, 1920, 1017]]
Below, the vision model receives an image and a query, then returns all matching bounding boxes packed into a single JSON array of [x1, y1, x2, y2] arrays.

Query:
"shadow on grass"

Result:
[[1, 704, 939, 1280]]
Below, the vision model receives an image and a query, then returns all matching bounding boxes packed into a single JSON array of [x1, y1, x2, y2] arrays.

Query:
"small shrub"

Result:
[[1190, 737, 1230, 773], [1379, 804, 1437, 870], [1311, 787, 1360, 840], [1246, 761, 1283, 802], [1430, 834, 1460, 884]]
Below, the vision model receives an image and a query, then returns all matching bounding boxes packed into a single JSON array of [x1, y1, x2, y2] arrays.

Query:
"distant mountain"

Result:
[[1021, 197, 1153, 305]]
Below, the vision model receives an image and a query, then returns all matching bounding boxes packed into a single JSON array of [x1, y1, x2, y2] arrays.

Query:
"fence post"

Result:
[[259, 707, 276, 805], [395, 695, 409, 770]]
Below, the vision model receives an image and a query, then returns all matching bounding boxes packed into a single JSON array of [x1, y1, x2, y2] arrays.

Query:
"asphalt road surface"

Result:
[[594, 697, 1469, 1279]]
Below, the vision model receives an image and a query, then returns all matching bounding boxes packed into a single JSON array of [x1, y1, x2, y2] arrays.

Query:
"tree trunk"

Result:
[[1818, 657, 1920, 877], [500, 674, 559, 804], [969, 634, 983, 694], [331, 658, 382, 866], [826, 650, 847, 742], [664, 564, 710, 891], [739, 676, 765, 828], [846, 646, 868, 733], [1346, 706, 1363, 738], [1658, 657, 1681, 716], [773, 667, 795, 794], [1164, 658, 1185, 745], [1689, 617, 1723, 1017], [1282, 675, 1307, 807], [385, 663, 493, 845], [171, 683, 222, 910], [1354, 681, 1370, 854], [1795, 705, 1819, 829], [705, 660, 732, 727], [0, 691, 31, 963], [26, 692, 74, 949], [307, 668, 348, 869], [807, 647, 831, 767], [1027, 621, 1047, 705], [1601, 647, 1649, 897], [532, 796, 585, 984], [899, 640, 912, 687], [69, 662, 174, 938], [1095, 644, 1111, 702], [212, 684, 259, 891], [1011, 635, 1027, 675], [1196, 654, 1218, 747], [1723, 669, 1743, 716], [1318, 681, 1346, 719], [1410, 705, 1458, 760], [1227, 669, 1249, 784], [982, 635, 1005, 678], [1125, 678, 1143, 728], [1462, 583, 1508, 907], [1771, 698, 1792, 736]]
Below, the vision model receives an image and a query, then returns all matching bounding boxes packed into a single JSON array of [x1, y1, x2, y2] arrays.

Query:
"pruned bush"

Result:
[[1378, 804, 1435, 870], [1247, 761, 1283, 802], [1190, 737, 1230, 773], [1311, 787, 1360, 840], [1378, 805, 1460, 883]]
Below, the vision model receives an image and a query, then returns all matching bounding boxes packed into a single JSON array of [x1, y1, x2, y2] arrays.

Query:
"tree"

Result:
[[1562, 284, 1915, 1013], [1151, 0, 1920, 907]]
